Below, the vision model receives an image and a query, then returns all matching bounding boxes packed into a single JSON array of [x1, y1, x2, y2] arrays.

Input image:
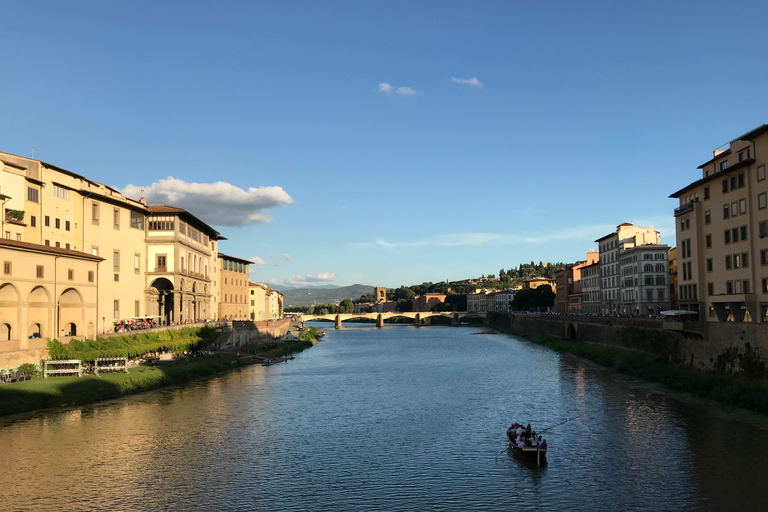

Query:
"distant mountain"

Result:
[[278, 284, 374, 307]]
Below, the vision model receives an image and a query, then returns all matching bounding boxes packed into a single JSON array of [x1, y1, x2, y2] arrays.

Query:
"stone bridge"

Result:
[[300, 311, 488, 329]]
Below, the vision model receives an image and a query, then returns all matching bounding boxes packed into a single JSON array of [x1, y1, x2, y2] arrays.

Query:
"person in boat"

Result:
[[530, 432, 538, 447], [539, 439, 547, 450], [516, 436, 526, 448], [506, 427, 515, 444]]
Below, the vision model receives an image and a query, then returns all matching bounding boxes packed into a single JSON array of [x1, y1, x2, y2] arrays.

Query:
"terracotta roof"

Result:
[[0, 238, 104, 261]]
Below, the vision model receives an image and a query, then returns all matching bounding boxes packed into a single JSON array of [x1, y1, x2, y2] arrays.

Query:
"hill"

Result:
[[277, 284, 374, 307]]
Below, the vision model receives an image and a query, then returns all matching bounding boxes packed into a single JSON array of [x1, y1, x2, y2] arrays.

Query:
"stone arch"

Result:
[[28, 285, 51, 304], [0, 322, 11, 340], [59, 287, 83, 305], [0, 282, 20, 302], [28, 322, 43, 338], [565, 323, 577, 340], [59, 288, 83, 338], [151, 278, 174, 325]]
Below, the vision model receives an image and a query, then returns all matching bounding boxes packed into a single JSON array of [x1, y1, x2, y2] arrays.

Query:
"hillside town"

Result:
[[0, 151, 283, 353]]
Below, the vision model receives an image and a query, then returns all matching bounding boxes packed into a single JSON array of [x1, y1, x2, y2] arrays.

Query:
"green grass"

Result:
[[0, 338, 317, 417], [493, 326, 768, 415]]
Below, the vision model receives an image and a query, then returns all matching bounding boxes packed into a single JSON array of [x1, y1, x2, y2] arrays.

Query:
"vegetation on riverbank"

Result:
[[46, 326, 218, 361], [0, 334, 318, 417], [493, 325, 768, 415]]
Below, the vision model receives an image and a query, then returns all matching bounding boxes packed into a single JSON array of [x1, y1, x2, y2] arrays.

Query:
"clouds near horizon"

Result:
[[451, 76, 483, 88], [285, 272, 336, 287], [122, 177, 293, 226], [378, 83, 417, 96]]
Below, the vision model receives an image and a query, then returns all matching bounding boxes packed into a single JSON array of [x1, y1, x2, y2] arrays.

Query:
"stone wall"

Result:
[[220, 319, 293, 349], [488, 313, 768, 379]]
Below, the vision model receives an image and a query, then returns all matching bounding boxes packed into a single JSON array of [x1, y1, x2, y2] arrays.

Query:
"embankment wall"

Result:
[[488, 313, 768, 380]]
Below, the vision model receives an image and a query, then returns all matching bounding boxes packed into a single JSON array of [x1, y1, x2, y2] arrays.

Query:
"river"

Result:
[[2, 324, 768, 511]]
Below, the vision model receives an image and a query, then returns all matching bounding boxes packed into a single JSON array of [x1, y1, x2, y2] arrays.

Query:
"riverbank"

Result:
[[492, 325, 768, 415], [0, 337, 318, 417]]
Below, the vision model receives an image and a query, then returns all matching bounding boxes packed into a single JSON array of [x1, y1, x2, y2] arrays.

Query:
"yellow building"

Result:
[[145, 206, 221, 325], [218, 253, 251, 320], [670, 124, 768, 322], [0, 238, 101, 348], [248, 282, 283, 321], [1, 152, 149, 334]]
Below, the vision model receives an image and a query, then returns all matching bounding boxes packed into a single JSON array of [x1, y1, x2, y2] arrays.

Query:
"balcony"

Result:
[[674, 202, 695, 217]]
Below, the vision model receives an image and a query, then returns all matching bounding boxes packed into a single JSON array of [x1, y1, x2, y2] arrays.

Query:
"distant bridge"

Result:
[[300, 311, 488, 328]]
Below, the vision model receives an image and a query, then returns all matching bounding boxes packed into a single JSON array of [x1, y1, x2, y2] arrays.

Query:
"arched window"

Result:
[[1, 323, 11, 340]]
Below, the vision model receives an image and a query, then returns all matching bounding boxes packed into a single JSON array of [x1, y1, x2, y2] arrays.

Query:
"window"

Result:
[[55, 218, 60, 229], [91, 246, 99, 256], [734, 280, 742, 294], [36, 265, 44, 278], [113, 300, 119, 319], [113, 251, 120, 269], [725, 255, 732, 269], [65, 243, 69, 250], [721, 160, 728, 171], [4, 231, 9, 239], [725, 230, 731, 244], [45, 216, 50, 227], [15, 234, 21, 241], [655, 263, 665, 272], [759, 165, 766, 181], [739, 151, 745, 162], [760, 221, 767, 238], [738, 173, 745, 188], [704, 186, 710, 200], [655, 276, 666, 285], [3, 262, 10, 275], [113, 209, 120, 229], [731, 202, 738, 217], [30, 216, 36, 227], [708, 282, 714, 295], [731, 177, 737, 191], [734, 254, 741, 269], [705, 210, 711, 225], [27, 187, 39, 202], [646, 289, 654, 301], [743, 253, 749, 268], [88, 271, 94, 282], [733, 227, 739, 243], [658, 289, 665, 300], [130, 211, 144, 230], [726, 281, 733, 294], [68, 269, 74, 280], [707, 258, 713, 272], [135, 300, 140, 317], [759, 193, 767, 209], [114, 273, 119, 282], [739, 199, 747, 215], [53, 185, 70, 200], [65, 220, 70, 231], [741, 225, 747, 241], [55, 242, 60, 248], [722, 179, 729, 193], [44, 240, 50, 246], [724, 204, 730, 219], [706, 234, 711, 248], [134, 253, 141, 273], [157, 255, 167, 272], [762, 249, 768, 265], [92, 203, 100, 224]]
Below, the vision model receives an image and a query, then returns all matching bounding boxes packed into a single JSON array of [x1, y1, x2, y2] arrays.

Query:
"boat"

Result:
[[506, 424, 547, 465]]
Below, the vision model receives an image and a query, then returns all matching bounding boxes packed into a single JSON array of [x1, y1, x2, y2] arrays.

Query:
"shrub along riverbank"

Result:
[[0, 327, 322, 417], [492, 325, 768, 415]]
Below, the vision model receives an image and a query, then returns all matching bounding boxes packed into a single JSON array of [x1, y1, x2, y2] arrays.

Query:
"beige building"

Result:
[[0, 238, 101, 347], [145, 206, 221, 325], [670, 124, 768, 322], [595, 223, 660, 315], [218, 253, 251, 320], [248, 282, 283, 321], [1, 152, 150, 333]]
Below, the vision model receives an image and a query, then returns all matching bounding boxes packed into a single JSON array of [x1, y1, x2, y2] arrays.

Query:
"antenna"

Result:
[[31, 147, 35, 159]]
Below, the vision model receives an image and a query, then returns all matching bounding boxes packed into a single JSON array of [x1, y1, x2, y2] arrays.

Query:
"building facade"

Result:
[[670, 124, 768, 322], [618, 244, 671, 316], [595, 223, 660, 315], [580, 260, 601, 315], [412, 293, 446, 312], [218, 253, 251, 320]]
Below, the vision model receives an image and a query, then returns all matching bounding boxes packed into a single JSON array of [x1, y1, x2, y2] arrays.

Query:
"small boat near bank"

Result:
[[262, 355, 295, 366]]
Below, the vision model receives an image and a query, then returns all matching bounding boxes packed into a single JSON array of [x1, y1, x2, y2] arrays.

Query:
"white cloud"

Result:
[[268, 253, 278, 259], [284, 272, 336, 287], [451, 77, 483, 88], [249, 256, 273, 266], [268, 278, 278, 285], [122, 177, 293, 226], [282, 253, 292, 261], [360, 224, 617, 250], [378, 82, 417, 96]]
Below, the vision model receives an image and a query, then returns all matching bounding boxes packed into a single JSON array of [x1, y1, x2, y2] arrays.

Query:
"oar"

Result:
[[538, 412, 586, 434]]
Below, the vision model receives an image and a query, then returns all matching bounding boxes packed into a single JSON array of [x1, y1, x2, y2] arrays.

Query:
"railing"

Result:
[[674, 202, 695, 217], [44, 360, 82, 378]]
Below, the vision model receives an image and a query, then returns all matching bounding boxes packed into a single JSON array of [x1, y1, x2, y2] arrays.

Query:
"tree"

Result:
[[340, 298, 354, 313]]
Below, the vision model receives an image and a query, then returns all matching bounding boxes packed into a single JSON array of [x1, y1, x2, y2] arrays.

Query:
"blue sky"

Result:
[[2, 1, 767, 289]]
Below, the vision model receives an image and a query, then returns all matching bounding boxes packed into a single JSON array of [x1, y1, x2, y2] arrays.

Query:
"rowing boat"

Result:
[[506, 424, 547, 465]]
